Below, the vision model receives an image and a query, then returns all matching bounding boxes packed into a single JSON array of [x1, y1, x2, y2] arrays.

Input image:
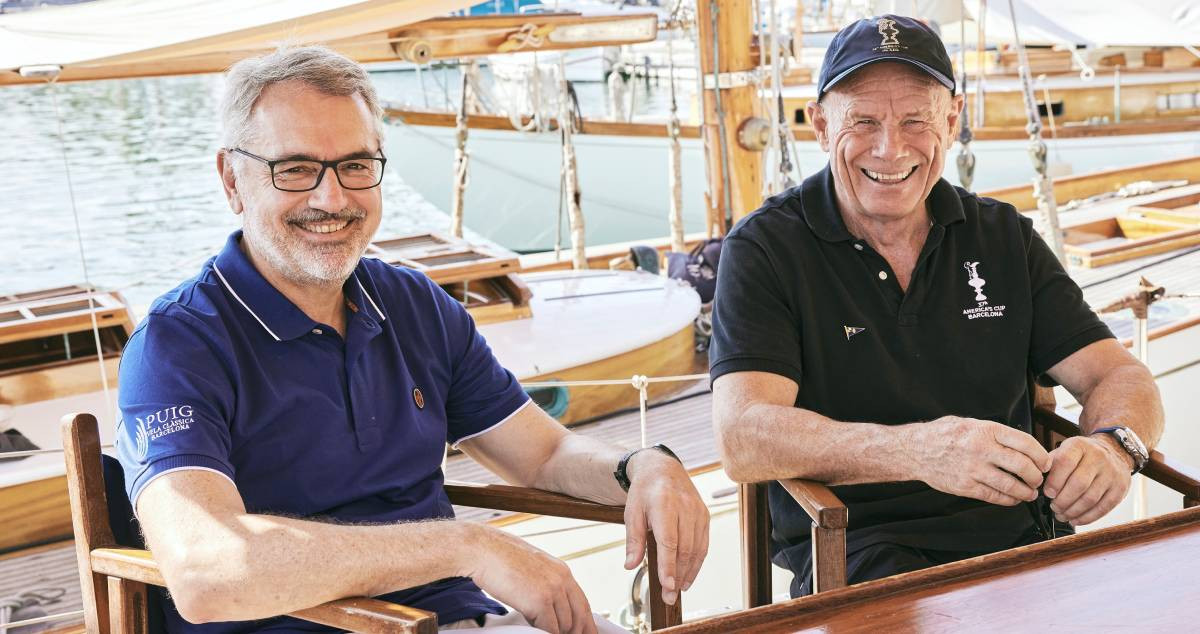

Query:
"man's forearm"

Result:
[[530, 432, 628, 506], [157, 513, 484, 623], [716, 402, 923, 484], [1077, 363, 1164, 449]]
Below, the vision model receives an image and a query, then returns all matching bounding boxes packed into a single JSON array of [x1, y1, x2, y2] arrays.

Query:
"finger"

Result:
[[624, 506, 648, 570], [672, 514, 695, 597], [1071, 485, 1124, 526], [1059, 478, 1107, 523], [1050, 464, 1098, 516], [993, 426, 1052, 472], [682, 510, 709, 592], [530, 600, 562, 634], [653, 525, 680, 605], [566, 580, 594, 634], [991, 445, 1046, 490], [979, 465, 1037, 503], [968, 481, 1024, 507], [1044, 443, 1084, 498], [550, 589, 572, 634]]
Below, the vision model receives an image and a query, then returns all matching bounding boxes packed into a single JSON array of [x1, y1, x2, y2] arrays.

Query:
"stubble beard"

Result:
[[247, 206, 370, 288]]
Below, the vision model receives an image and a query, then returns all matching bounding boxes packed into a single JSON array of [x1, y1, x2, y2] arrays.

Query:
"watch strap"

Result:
[[1091, 426, 1148, 474], [614, 444, 681, 492]]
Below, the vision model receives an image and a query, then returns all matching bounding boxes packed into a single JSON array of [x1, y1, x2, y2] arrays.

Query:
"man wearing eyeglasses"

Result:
[[115, 46, 708, 634]]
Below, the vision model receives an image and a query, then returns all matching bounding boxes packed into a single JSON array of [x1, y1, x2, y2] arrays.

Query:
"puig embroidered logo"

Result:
[[876, 18, 903, 51], [961, 261, 1005, 320], [132, 405, 195, 460]]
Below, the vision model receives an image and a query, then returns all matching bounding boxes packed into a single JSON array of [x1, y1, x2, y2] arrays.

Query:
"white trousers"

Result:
[[440, 609, 628, 633]]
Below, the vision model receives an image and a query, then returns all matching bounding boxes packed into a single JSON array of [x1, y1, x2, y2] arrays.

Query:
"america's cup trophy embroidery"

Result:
[[964, 261, 988, 302], [877, 18, 900, 47]]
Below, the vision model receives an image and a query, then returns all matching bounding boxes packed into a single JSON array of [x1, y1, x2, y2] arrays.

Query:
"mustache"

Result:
[[286, 208, 367, 224]]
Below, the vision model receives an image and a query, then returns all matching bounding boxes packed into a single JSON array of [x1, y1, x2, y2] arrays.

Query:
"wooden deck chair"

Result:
[[739, 388, 1200, 608], [62, 412, 683, 633]]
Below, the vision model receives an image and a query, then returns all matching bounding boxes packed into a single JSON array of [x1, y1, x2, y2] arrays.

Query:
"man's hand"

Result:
[[915, 417, 1052, 506], [465, 525, 596, 634], [1044, 434, 1133, 526], [622, 450, 710, 606]]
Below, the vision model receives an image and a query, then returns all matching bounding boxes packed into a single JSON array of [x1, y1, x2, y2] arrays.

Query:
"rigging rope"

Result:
[[556, 65, 588, 269], [708, 0, 735, 233], [956, 1, 976, 191], [666, 1, 687, 253], [767, 0, 797, 192], [1006, 0, 1066, 265], [449, 64, 471, 239]]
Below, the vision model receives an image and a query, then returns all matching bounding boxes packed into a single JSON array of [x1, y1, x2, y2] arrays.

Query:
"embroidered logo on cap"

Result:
[[844, 325, 866, 340], [413, 387, 425, 409], [876, 18, 902, 51]]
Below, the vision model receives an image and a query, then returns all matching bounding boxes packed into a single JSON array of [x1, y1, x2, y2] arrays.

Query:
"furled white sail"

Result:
[[0, 0, 476, 84], [964, 0, 1200, 47]]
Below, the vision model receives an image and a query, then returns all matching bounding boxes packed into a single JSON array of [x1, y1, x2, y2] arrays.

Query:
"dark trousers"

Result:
[[791, 530, 1045, 598]]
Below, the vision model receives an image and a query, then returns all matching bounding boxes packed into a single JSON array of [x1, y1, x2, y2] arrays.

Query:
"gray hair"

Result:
[[220, 46, 385, 149]]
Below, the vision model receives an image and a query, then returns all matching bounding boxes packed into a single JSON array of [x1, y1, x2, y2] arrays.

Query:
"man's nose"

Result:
[[872, 124, 908, 161], [307, 165, 348, 211]]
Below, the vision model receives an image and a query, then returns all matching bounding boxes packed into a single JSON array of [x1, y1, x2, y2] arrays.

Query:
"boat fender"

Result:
[[525, 384, 570, 420]]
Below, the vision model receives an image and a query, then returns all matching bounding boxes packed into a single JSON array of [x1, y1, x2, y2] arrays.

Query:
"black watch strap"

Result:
[[614, 444, 681, 492]]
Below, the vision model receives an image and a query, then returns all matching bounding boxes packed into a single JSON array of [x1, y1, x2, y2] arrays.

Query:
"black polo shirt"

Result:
[[709, 166, 1113, 577]]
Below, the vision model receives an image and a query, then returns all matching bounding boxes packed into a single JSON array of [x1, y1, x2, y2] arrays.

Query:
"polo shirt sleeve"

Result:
[[116, 311, 237, 512], [1024, 219, 1115, 382], [427, 280, 530, 446], [708, 234, 804, 387]]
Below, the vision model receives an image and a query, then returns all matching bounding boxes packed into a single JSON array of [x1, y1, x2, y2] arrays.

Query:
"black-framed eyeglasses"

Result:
[[230, 147, 387, 192]]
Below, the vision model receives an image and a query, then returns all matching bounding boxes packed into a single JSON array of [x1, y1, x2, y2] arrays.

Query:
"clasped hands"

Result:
[[921, 416, 1135, 526]]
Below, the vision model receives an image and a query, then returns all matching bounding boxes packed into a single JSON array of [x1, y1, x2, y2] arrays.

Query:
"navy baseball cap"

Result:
[[817, 14, 955, 98]]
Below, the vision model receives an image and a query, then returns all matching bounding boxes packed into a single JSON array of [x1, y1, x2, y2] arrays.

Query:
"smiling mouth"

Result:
[[861, 165, 918, 184], [292, 218, 355, 235]]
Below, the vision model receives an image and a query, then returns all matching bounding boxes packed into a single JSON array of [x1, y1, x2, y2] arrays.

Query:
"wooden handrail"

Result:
[[91, 548, 438, 633], [777, 479, 847, 530], [444, 481, 626, 523]]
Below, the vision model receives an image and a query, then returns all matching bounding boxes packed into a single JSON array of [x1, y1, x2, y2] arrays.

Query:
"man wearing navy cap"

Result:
[[116, 46, 708, 633], [710, 15, 1163, 595]]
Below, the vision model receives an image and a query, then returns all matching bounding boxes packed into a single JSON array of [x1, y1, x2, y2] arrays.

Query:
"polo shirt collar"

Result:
[[211, 230, 387, 341], [800, 165, 965, 243]]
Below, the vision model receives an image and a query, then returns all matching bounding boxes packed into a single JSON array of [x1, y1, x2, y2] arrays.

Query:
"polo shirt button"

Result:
[[363, 319, 376, 328], [878, 271, 888, 280], [312, 328, 323, 335], [854, 243, 864, 251]]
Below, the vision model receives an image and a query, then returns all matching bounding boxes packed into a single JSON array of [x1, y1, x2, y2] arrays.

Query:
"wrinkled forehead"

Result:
[[824, 61, 950, 109], [247, 81, 379, 154]]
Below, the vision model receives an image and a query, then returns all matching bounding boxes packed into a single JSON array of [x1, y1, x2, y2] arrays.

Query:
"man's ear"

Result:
[[946, 93, 966, 149], [216, 150, 244, 215], [806, 100, 830, 152]]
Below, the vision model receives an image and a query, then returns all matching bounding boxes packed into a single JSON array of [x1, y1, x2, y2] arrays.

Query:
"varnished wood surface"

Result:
[[526, 325, 702, 426], [979, 156, 1200, 213], [0, 475, 71, 553], [777, 479, 847, 529], [668, 505, 1200, 633], [444, 481, 626, 523], [107, 576, 149, 634]]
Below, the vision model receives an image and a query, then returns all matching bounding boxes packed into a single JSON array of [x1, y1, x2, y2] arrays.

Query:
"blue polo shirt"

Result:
[[115, 230, 530, 632]]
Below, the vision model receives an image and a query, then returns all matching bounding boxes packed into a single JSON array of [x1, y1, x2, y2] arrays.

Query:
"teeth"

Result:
[[299, 219, 351, 234], [864, 167, 915, 182]]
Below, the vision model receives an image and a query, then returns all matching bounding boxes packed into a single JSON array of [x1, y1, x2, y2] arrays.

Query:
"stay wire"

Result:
[[48, 78, 115, 425]]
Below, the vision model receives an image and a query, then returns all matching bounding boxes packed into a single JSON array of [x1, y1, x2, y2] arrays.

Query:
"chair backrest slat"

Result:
[[62, 412, 117, 634]]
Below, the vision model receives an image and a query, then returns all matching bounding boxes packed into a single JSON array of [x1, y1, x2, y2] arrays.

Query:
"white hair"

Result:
[[219, 45, 385, 149]]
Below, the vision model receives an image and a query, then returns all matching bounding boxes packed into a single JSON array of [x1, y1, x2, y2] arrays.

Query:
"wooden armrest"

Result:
[[91, 548, 437, 633], [777, 479, 847, 529], [444, 481, 626, 523], [1033, 406, 1200, 502]]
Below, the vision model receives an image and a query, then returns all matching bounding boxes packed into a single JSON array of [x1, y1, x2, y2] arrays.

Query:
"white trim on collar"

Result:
[[213, 262, 282, 341], [354, 272, 387, 321]]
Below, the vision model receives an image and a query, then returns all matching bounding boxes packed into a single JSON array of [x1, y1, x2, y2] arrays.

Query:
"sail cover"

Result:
[[965, 0, 1200, 48], [0, 0, 476, 85]]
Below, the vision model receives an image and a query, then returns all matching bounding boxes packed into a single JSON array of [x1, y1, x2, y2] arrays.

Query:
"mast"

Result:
[[696, 0, 764, 232]]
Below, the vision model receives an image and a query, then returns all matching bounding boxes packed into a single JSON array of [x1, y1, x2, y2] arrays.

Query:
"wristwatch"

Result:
[[614, 444, 681, 492], [1092, 426, 1149, 474]]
